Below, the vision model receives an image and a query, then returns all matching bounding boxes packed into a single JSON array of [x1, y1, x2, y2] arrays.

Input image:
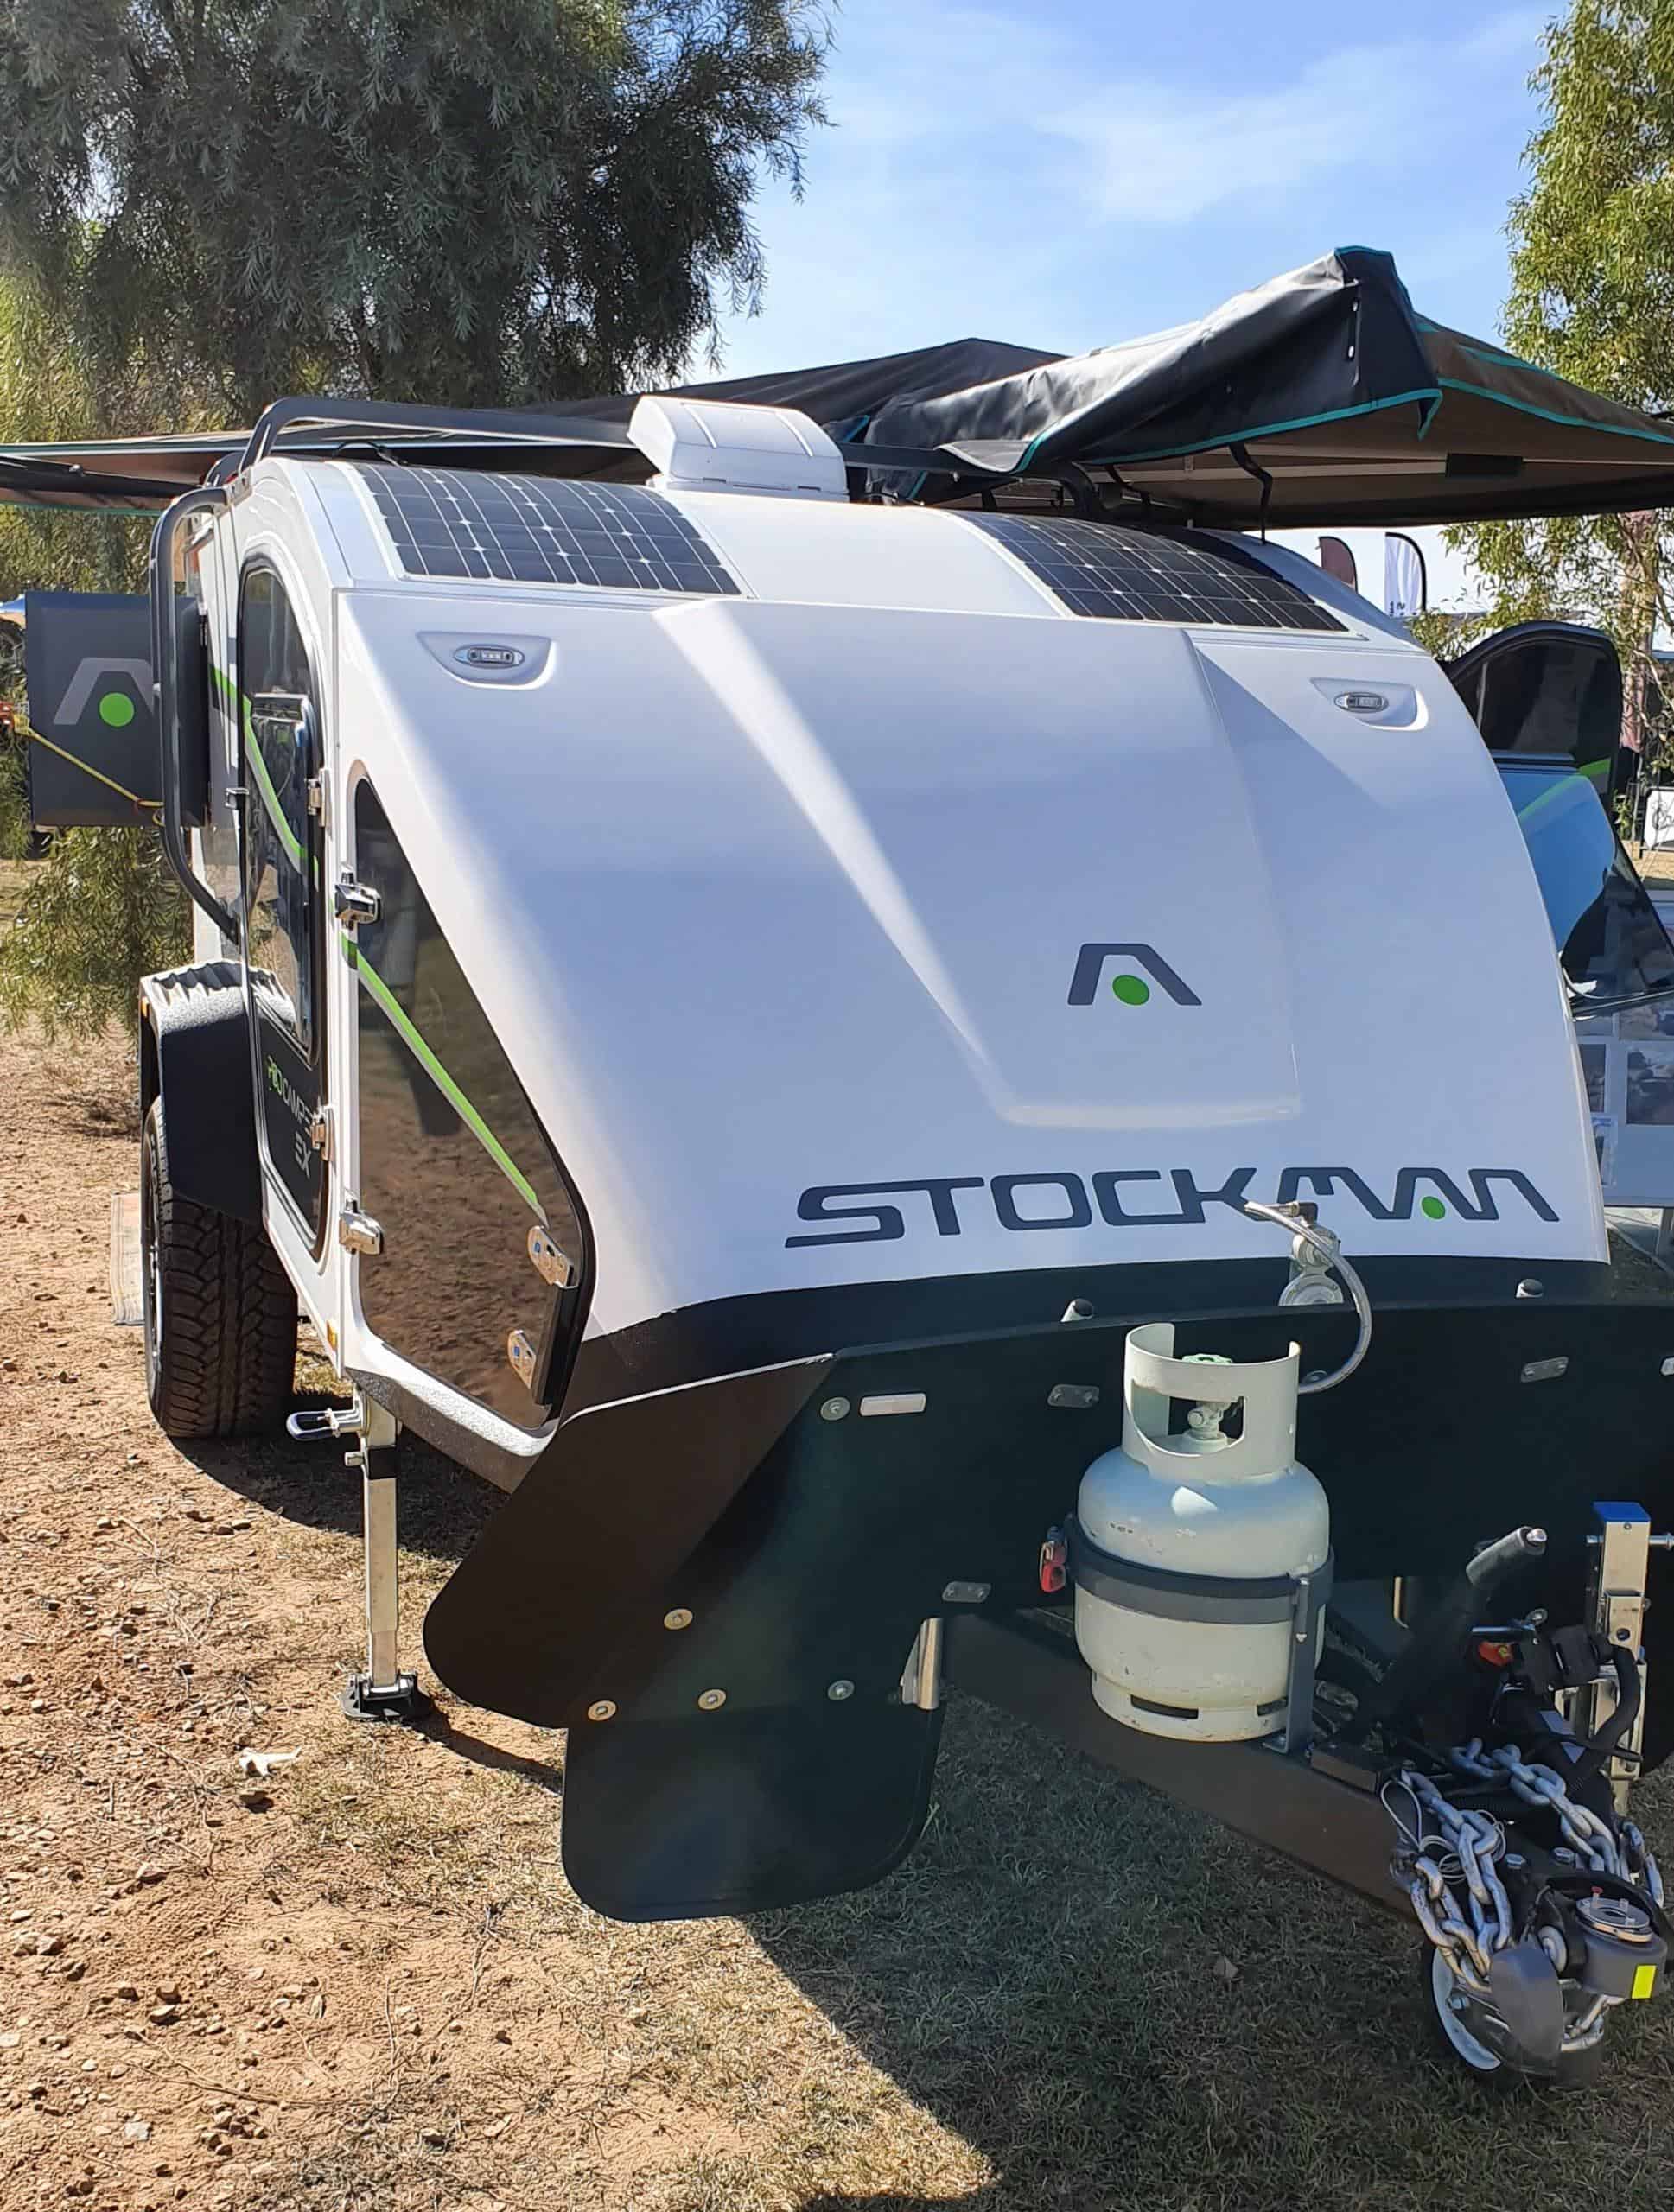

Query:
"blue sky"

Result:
[[716, 0, 1555, 604]]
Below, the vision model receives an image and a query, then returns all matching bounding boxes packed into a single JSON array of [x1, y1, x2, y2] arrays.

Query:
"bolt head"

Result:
[[663, 1608, 693, 1631], [697, 1688, 727, 1711], [819, 1397, 850, 1422], [586, 1700, 616, 1723], [827, 1679, 855, 1702]]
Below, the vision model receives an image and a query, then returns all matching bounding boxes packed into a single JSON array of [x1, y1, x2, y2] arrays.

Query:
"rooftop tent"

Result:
[[241, 265, 1674, 528], [5, 249, 1674, 524], [845, 248, 1674, 525]]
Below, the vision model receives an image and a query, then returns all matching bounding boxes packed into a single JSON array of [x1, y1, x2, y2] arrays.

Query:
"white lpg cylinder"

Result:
[[1073, 1323, 1328, 1742]]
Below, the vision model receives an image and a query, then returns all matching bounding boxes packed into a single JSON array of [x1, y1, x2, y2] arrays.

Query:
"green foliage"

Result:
[[1407, 607, 1493, 663], [0, 2, 827, 1030], [1449, 3, 1674, 776], [0, 825, 186, 1034], [0, 266, 178, 1023], [0, 0, 828, 417]]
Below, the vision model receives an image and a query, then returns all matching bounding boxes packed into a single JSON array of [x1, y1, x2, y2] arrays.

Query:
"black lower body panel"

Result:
[[428, 1284, 1674, 1920]]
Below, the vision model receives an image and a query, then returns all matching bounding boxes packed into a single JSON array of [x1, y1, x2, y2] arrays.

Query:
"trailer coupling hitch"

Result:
[[1371, 1516, 1671, 2085], [1393, 1751, 1667, 2082]]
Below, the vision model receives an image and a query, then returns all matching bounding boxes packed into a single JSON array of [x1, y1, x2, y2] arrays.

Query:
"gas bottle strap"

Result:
[[1066, 1516, 1334, 1626]]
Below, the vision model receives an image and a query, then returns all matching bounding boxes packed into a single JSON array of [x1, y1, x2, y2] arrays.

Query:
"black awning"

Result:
[[6, 249, 1674, 526]]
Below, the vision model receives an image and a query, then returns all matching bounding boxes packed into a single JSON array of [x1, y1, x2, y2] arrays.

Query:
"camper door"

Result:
[[1445, 622, 1626, 797], [238, 562, 330, 1262]]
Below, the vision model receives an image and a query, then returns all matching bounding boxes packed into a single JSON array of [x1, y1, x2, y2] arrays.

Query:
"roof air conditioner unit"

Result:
[[629, 396, 848, 501]]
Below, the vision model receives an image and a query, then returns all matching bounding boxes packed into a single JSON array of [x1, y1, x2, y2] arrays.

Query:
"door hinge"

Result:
[[305, 775, 328, 826], [526, 1224, 576, 1288], [506, 1330, 539, 1389], [338, 1206, 384, 1257], [334, 876, 380, 929], [309, 1106, 334, 1162]]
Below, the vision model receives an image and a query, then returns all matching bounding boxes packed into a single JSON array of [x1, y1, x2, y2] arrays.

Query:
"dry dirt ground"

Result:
[[6, 1022, 1674, 2212]]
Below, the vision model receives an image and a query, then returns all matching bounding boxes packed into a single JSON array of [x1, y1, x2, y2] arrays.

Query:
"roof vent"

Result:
[[629, 395, 847, 500]]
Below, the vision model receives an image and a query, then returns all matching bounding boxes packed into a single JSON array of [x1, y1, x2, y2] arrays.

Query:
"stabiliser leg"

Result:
[[1582, 1502, 1673, 1812], [341, 1399, 429, 1724]]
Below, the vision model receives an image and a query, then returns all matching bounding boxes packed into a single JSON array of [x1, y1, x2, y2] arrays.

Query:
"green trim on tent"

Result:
[[1436, 378, 1674, 451], [1051, 386, 1444, 473]]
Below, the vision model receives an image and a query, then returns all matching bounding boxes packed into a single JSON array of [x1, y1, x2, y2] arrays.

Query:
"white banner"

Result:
[[1384, 533, 1426, 620]]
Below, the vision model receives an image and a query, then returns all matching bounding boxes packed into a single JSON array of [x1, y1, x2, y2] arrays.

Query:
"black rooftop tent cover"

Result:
[[8, 249, 1674, 527]]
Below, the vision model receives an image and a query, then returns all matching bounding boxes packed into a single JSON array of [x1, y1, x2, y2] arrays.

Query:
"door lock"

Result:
[[338, 1206, 384, 1257], [334, 876, 380, 929]]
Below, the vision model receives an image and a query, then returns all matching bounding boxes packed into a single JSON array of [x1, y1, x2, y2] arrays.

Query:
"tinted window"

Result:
[[1459, 635, 1620, 778], [239, 564, 327, 1238], [241, 568, 316, 1053], [350, 780, 588, 1429], [1500, 761, 1674, 1008]]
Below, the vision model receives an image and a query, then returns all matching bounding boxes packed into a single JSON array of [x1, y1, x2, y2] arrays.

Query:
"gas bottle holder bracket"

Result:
[[1065, 1516, 1332, 1756]]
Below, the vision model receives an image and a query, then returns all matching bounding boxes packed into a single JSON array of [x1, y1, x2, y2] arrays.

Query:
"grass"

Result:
[[263, 1673, 1674, 2212], [248, 1422, 1674, 2211]]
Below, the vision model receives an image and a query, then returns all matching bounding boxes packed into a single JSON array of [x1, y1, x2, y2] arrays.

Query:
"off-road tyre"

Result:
[[141, 1096, 296, 1438]]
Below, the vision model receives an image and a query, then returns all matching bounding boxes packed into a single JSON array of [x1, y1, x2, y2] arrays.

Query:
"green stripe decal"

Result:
[[1515, 772, 1592, 828], [211, 664, 304, 870], [243, 715, 305, 869], [341, 932, 545, 1218]]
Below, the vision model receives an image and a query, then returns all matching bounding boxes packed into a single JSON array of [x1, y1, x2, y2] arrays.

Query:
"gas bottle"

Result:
[[1073, 1322, 1329, 1742]]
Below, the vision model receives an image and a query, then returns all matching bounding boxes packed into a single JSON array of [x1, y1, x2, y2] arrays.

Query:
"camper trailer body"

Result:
[[40, 391, 1668, 2088], [170, 448, 1609, 1478]]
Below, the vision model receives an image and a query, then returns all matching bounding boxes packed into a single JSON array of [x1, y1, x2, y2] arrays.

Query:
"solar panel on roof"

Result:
[[964, 514, 1343, 632], [354, 464, 740, 596]]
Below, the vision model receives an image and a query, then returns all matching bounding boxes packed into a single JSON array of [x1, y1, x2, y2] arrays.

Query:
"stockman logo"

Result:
[[54, 654, 150, 731], [1068, 943, 1201, 1007], [786, 1164, 1559, 1246]]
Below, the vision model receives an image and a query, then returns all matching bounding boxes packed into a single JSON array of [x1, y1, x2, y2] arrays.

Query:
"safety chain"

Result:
[[1391, 1745, 1664, 2050], [1393, 1769, 1511, 1995], [1448, 1741, 1664, 1904]]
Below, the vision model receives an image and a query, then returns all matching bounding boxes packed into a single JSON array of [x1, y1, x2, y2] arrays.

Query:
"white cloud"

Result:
[[1050, 15, 1544, 225], [716, 1, 1545, 372]]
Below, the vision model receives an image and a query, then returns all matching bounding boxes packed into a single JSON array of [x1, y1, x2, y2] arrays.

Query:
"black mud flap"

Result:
[[423, 1354, 832, 1722], [562, 1699, 943, 1920]]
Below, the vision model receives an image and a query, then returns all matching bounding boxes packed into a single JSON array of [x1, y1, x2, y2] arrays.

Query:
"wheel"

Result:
[[141, 1096, 297, 1438], [1420, 1946, 1607, 2091]]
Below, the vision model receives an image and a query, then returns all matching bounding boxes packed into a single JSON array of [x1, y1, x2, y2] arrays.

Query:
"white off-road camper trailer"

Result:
[[16, 249, 1674, 2089]]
